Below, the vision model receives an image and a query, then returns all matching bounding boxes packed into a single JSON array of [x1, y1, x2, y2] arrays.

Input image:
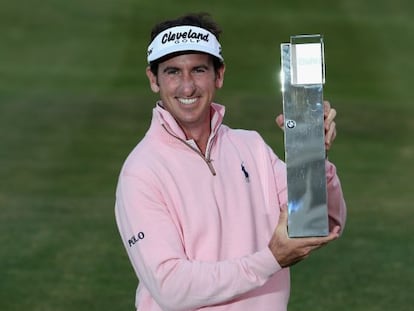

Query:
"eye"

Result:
[[193, 66, 208, 74], [165, 68, 179, 75]]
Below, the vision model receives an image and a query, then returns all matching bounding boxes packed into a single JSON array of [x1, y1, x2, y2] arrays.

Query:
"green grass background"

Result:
[[1, 0, 413, 310]]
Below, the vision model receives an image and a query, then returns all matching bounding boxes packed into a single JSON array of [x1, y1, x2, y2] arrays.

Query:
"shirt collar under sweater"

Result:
[[154, 101, 225, 152]]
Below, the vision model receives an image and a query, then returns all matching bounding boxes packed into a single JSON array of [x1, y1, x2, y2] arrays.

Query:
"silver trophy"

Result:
[[280, 35, 328, 237]]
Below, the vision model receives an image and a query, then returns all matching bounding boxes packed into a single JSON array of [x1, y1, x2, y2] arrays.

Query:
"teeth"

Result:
[[178, 98, 197, 105]]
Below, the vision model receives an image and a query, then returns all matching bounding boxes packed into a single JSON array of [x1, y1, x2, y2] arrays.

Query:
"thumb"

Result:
[[278, 204, 288, 227]]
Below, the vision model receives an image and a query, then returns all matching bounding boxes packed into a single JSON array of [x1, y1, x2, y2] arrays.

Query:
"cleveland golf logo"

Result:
[[161, 29, 210, 44]]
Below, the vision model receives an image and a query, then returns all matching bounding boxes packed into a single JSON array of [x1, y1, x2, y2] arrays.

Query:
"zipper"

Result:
[[161, 124, 217, 176]]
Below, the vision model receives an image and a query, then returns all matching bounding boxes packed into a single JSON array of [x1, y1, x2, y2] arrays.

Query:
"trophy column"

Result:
[[280, 35, 328, 237]]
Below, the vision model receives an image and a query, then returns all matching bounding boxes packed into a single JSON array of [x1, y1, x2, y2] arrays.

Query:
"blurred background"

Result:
[[1, 0, 413, 310]]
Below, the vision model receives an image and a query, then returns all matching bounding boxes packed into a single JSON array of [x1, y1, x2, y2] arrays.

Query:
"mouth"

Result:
[[177, 97, 197, 105]]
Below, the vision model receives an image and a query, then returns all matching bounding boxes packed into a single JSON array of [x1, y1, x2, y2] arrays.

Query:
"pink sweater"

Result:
[[115, 103, 346, 311]]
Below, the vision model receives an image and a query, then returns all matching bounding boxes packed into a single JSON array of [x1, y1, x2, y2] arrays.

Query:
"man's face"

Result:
[[146, 53, 225, 137]]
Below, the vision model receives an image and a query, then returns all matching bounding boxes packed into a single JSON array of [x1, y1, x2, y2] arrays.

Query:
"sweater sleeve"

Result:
[[115, 172, 282, 311]]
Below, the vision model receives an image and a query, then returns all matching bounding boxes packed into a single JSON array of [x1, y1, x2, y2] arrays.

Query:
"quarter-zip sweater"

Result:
[[115, 102, 346, 311]]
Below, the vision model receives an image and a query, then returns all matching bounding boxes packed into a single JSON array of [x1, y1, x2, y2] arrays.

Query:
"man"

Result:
[[115, 12, 346, 311]]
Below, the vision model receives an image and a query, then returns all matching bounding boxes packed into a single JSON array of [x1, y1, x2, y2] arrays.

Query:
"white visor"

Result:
[[147, 25, 224, 64]]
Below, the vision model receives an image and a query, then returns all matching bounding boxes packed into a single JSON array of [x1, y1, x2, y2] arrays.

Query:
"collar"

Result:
[[154, 101, 225, 142]]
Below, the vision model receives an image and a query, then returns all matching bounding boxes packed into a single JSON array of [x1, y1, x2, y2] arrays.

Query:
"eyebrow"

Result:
[[162, 64, 210, 73]]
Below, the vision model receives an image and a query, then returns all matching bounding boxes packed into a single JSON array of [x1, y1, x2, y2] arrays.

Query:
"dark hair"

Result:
[[148, 12, 224, 75]]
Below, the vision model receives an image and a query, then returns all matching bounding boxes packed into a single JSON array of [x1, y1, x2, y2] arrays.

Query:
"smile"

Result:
[[178, 98, 197, 105]]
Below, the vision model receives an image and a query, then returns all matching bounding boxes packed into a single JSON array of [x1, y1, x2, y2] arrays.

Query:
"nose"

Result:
[[180, 72, 196, 96]]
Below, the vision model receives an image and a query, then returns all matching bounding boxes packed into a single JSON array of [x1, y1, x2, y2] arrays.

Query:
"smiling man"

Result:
[[146, 52, 224, 155], [115, 12, 346, 311]]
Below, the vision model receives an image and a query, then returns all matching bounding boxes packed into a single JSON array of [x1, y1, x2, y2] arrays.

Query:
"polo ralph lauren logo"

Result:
[[241, 162, 249, 183], [128, 232, 145, 247]]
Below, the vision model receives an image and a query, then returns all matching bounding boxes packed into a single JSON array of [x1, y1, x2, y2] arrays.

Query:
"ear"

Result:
[[215, 64, 226, 89], [146, 66, 160, 93]]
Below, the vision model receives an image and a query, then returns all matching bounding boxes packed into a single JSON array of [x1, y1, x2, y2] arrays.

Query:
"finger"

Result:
[[321, 229, 340, 244], [316, 234, 339, 249], [330, 225, 341, 235], [325, 121, 336, 149], [275, 114, 284, 131], [325, 108, 337, 130], [323, 100, 331, 116], [299, 230, 340, 248]]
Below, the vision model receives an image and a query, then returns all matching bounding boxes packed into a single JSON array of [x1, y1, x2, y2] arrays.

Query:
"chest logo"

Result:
[[241, 163, 250, 183]]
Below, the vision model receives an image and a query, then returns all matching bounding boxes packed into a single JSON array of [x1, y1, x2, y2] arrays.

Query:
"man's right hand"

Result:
[[268, 205, 341, 268]]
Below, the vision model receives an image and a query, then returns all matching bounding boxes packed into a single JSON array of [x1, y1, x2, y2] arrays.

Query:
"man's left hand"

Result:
[[275, 100, 337, 151]]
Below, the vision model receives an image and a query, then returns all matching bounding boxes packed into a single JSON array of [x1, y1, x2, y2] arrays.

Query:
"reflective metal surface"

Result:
[[280, 35, 328, 237]]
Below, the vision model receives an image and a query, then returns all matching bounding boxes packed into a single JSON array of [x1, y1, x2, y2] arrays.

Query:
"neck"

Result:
[[181, 124, 211, 155]]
